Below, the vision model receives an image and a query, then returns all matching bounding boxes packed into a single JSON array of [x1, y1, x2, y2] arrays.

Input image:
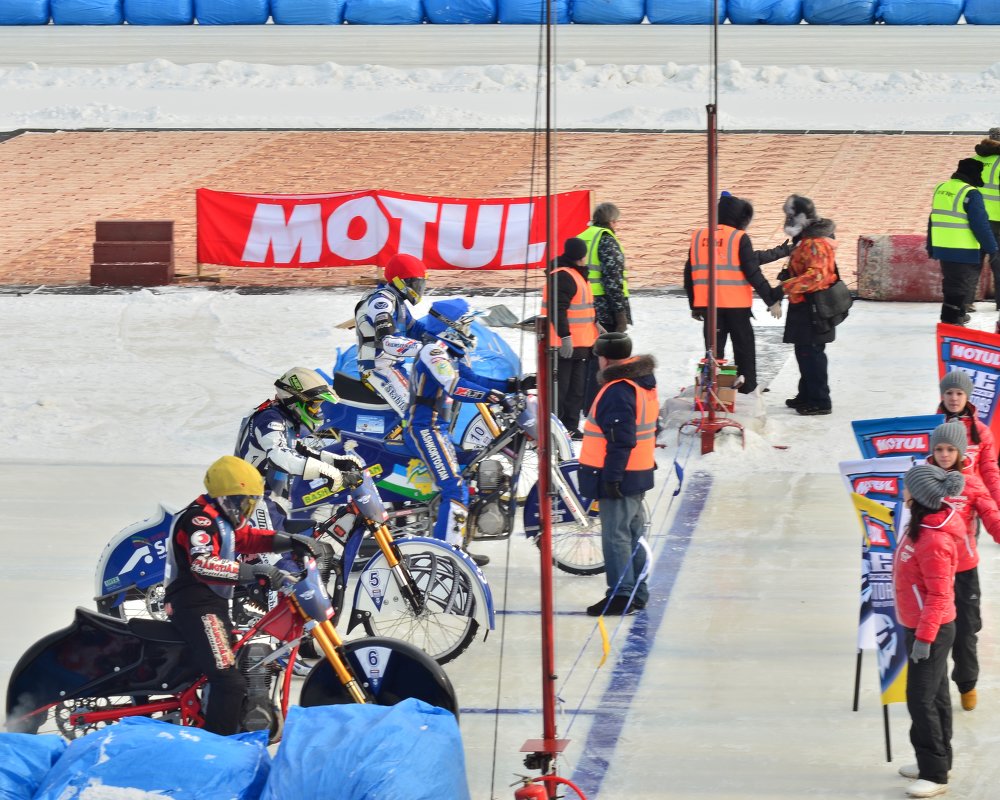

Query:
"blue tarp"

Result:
[[33, 717, 270, 800], [271, 0, 344, 22], [194, 0, 268, 24], [124, 0, 193, 23], [802, 0, 875, 23], [51, 0, 123, 24], [647, 0, 726, 23], [262, 701, 469, 800], [424, 0, 496, 22], [573, 0, 644, 23], [0, 734, 65, 800], [0, 0, 49, 24], [965, 0, 1000, 23], [727, 0, 802, 23], [877, 0, 962, 24], [497, 0, 569, 23], [345, 0, 423, 23]]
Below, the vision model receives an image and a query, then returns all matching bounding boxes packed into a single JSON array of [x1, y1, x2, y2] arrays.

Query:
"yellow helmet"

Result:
[[203, 456, 264, 499]]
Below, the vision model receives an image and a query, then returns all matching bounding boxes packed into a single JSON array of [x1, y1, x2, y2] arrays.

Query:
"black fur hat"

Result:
[[783, 195, 818, 237], [954, 158, 985, 188], [593, 332, 632, 360]]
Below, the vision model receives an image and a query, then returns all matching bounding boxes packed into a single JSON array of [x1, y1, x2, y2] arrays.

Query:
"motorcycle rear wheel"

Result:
[[20, 696, 176, 739], [359, 548, 479, 665], [97, 584, 168, 621]]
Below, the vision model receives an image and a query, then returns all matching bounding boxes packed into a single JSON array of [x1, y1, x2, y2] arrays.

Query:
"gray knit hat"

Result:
[[989, 127, 1000, 142], [904, 464, 965, 509], [930, 421, 967, 459], [940, 369, 974, 398]]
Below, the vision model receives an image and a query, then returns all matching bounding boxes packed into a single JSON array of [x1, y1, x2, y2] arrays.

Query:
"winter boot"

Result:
[[961, 688, 977, 710], [905, 779, 948, 798], [899, 765, 951, 780]]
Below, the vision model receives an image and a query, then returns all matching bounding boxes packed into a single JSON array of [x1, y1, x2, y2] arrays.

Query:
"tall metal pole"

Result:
[[702, 0, 721, 455]]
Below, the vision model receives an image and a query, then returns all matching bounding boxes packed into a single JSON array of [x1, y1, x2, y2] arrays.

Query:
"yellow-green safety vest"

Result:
[[577, 225, 629, 298], [929, 179, 981, 251], [974, 154, 1000, 222]]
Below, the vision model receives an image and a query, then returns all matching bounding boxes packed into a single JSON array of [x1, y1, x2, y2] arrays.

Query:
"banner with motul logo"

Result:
[[850, 415, 945, 460], [936, 322, 1000, 442], [196, 188, 591, 270]]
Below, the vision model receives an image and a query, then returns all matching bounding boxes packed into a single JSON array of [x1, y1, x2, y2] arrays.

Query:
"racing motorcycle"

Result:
[[311, 372, 603, 576], [95, 471, 494, 665], [7, 555, 459, 741]]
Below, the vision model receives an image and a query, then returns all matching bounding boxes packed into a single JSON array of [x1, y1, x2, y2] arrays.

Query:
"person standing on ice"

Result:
[[235, 367, 364, 534], [894, 463, 966, 799], [927, 157, 997, 326], [972, 128, 1000, 306], [683, 191, 789, 394], [774, 195, 838, 416], [925, 421, 1000, 714], [163, 456, 326, 735], [934, 369, 1000, 504], [578, 332, 659, 617], [354, 253, 430, 421], [404, 298, 525, 567]]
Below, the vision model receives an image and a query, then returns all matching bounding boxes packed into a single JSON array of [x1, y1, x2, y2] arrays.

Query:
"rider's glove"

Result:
[[558, 338, 574, 359], [272, 533, 323, 560], [303, 458, 344, 491], [321, 450, 366, 472], [340, 469, 365, 489], [238, 562, 293, 590]]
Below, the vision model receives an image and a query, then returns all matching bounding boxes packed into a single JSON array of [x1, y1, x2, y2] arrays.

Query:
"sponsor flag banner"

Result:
[[196, 188, 591, 270], [850, 415, 945, 460], [839, 457, 913, 652], [849, 491, 908, 705], [936, 322, 1000, 441]]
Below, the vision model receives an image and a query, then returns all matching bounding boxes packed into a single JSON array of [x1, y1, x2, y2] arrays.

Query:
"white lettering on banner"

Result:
[[326, 196, 389, 261], [854, 477, 898, 495], [242, 203, 322, 263], [869, 551, 894, 573], [949, 345, 1000, 369], [379, 196, 437, 260], [500, 203, 546, 266], [438, 203, 504, 268], [872, 435, 928, 455]]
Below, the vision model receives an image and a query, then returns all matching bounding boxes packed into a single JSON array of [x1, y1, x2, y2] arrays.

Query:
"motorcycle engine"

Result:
[[477, 458, 506, 492], [239, 642, 278, 739], [471, 459, 510, 538]]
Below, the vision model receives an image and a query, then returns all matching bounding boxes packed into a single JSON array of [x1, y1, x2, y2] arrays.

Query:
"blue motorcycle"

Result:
[[303, 372, 603, 576], [95, 472, 495, 665]]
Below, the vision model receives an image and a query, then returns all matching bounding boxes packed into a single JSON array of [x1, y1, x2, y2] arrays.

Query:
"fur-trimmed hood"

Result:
[[800, 218, 837, 240], [718, 194, 754, 230], [598, 354, 657, 387], [975, 138, 1000, 158]]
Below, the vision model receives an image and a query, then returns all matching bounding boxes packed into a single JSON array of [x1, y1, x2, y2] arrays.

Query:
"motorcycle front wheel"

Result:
[[356, 545, 480, 665]]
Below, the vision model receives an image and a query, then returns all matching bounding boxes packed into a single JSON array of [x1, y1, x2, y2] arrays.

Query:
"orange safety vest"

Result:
[[579, 370, 658, 473], [689, 225, 752, 309], [541, 267, 600, 349]]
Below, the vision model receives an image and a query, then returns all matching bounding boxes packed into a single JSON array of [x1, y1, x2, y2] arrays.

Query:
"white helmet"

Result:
[[274, 367, 338, 431]]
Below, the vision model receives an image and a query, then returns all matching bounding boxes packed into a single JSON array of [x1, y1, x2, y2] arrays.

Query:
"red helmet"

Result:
[[384, 254, 427, 304]]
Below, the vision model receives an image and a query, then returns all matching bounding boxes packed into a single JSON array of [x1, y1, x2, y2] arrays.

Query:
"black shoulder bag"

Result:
[[809, 264, 853, 334]]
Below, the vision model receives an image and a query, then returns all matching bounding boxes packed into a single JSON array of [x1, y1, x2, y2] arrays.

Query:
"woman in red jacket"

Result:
[[926, 421, 1000, 713], [936, 370, 1000, 500], [894, 463, 966, 799]]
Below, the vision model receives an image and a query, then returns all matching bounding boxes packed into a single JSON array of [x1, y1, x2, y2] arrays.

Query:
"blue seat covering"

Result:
[[262, 701, 469, 800], [647, 0, 726, 24], [0, 0, 50, 24], [124, 0, 193, 24], [194, 0, 269, 24], [51, 0, 123, 24], [424, 0, 496, 22], [727, 0, 802, 24]]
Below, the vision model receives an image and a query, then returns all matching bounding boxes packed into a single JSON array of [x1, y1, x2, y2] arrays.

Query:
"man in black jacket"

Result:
[[684, 192, 791, 394]]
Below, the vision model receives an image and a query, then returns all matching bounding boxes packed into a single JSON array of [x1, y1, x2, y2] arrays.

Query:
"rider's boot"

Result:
[[383, 421, 405, 443], [446, 502, 489, 567]]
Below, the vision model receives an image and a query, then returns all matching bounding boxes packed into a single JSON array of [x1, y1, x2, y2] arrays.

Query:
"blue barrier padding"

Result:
[[802, 0, 874, 23], [728, 0, 802, 23], [51, 0, 123, 24], [271, 0, 344, 22], [573, 0, 644, 23], [345, 0, 423, 23], [124, 0, 193, 23], [497, 0, 569, 23], [877, 0, 962, 24], [0, 0, 50, 24], [647, 0, 726, 23], [0, 733, 66, 800], [195, 0, 268, 24], [33, 717, 270, 800], [424, 0, 496, 22], [965, 0, 1000, 23], [262, 701, 469, 800]]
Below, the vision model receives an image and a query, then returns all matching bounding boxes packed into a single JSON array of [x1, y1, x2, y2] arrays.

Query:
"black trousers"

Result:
[[703, 308, 758, 393], [905, 622, 955, 785], [170, 600, 247, 735], [951, 567, 982, 693], [556, 356, 589, 432], [990, 220, 1000, 305], [940, 259, 980, 322], [583, 353, 601, 414], [793, 342, 830, 408]]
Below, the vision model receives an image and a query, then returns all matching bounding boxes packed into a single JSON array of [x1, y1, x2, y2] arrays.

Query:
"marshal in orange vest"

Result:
[[541, 267, 600, 349], [689, 226, 752, 309]]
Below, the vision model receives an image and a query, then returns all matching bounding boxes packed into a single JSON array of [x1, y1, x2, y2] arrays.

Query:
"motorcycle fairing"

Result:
[[94, 503, 177, 607]]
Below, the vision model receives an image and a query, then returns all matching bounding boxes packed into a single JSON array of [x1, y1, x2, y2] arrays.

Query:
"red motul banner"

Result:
[[196, 188, 591, 270]]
